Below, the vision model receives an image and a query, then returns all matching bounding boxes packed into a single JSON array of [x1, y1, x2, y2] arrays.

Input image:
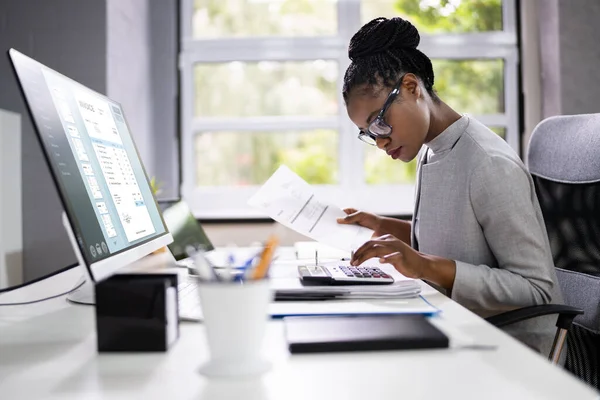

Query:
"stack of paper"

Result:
[[269, 296, 438, 318], [271, 276, 421, 300]]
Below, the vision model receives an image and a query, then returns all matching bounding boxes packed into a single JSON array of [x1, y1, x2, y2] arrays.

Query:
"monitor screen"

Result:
[[9, 49, 169, 267]]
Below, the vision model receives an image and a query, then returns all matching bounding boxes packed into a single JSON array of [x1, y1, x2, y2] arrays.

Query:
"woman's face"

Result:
[[346, 75, 431, 162]]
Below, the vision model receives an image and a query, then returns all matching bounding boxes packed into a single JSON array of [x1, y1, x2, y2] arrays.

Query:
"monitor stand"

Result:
[[66, 275, 95, 305], [62, 211, 96, 305]]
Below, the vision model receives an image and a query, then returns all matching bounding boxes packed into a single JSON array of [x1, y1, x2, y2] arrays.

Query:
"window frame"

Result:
[[179, 0, 519, 219]]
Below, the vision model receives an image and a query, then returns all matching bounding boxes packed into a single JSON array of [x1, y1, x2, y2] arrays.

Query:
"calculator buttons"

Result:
[[298, 264, 394, 284]]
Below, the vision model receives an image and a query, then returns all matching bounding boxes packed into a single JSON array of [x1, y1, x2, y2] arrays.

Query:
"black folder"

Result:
[[283, 314, 449, 354]]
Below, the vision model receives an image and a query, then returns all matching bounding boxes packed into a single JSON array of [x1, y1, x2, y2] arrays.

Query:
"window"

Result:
[[180, 0, 519, 219]]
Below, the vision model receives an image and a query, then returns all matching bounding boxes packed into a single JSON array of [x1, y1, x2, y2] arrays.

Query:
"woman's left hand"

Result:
[[351, 234, 430, 279]]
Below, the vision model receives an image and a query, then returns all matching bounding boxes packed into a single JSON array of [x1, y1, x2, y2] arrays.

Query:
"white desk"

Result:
[[0, 250, 597, 400]]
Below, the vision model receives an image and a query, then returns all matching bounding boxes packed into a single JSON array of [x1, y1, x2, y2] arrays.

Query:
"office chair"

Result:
[[487, 113, 599, 389]]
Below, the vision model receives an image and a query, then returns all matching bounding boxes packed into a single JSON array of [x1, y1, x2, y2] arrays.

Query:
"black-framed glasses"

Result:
[[358, 74, 405, 146]]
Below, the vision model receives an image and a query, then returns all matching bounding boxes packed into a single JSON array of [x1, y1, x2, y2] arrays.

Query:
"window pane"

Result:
[[489, 126, 506, 139], [364, 146, 417, 185], [433, 59, 504, 114], [195, 130, 338, 186], [193, 0, 337, 38], [362, 0, 503, 34], [194, 61, 338, 117]]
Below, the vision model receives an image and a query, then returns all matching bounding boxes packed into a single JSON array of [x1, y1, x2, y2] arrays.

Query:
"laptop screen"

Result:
[[158, 200, 214, 261], [9, 49, 168, 265]]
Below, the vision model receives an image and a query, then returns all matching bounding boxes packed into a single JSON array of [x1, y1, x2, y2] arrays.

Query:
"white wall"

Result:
[[0, 109, 23, 288]]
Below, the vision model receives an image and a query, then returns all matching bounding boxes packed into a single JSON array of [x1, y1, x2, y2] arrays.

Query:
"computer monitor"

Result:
[[158, 199, 214, 261], [8, 49, 173, 295]]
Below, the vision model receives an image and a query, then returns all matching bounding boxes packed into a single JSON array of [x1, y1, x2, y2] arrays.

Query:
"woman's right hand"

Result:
[[336, 208, 387, 237]]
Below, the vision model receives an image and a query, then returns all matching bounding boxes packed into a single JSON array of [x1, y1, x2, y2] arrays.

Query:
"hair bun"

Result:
[[348, 17, 420, 61]]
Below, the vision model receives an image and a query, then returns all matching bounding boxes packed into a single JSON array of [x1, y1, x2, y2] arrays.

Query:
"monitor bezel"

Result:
[[8, 48, 173, 283]]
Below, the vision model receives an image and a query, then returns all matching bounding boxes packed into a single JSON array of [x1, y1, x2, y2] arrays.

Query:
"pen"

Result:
[[274, 289, 346, 301], [227, 253, 236, 267], [251, 235, 279, 280], [185, 245, 208, 280], [240, 252, 259, 281], [190, 247, 219, 282], [274, 294, 339, 301], [220, 252, 236, 282]]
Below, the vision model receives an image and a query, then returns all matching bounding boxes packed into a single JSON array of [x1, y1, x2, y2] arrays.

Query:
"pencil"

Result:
[[251, 235, 279, 280]]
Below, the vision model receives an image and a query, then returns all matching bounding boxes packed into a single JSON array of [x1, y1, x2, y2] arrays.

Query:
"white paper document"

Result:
[[248, 165, 373, 253]]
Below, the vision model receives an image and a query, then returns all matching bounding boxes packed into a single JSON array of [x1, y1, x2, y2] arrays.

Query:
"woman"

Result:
[[337, 16, 563, 357]]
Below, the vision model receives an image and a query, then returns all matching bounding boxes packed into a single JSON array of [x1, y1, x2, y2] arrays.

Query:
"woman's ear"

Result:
[[402, 73, 421, 99]]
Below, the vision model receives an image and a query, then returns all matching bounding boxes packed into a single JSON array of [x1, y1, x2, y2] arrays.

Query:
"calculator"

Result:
[[298, 265, 394, 285]]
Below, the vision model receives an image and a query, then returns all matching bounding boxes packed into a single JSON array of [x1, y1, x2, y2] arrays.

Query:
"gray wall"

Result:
[[107, 0, 179, 200], [538, 0, 600, 119], [0, 0, 107, 281], [557, 0, 600, 116], [0, 0, 179, 284], [150, 0, 180, 200], [107, 0, 153, 173]]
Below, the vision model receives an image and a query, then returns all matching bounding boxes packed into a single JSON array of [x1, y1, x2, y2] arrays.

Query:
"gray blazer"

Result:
[[411, 115, 563, 357]]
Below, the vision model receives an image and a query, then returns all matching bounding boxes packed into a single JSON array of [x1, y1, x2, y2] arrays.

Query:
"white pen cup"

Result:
[[197, 279, 273, 378]]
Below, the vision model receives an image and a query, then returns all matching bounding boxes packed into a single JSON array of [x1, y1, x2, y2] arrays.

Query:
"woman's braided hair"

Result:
[[342, 17, 438, 103]]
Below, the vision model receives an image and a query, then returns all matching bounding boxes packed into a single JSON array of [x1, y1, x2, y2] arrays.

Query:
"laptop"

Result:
[[157, 199, 214, 269]]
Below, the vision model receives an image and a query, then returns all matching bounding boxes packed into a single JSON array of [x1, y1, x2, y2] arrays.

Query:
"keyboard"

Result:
[[177, 276, 202, 322], [175, 258, 194, 269]]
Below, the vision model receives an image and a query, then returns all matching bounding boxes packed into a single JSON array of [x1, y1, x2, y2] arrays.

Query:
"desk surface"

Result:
[[0, 248, 597, 400]]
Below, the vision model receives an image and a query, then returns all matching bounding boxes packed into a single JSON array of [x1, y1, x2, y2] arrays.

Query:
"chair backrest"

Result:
[[527, 113, 600, 389], [528, 112, 600, 275], [532, 177, 600, 276]]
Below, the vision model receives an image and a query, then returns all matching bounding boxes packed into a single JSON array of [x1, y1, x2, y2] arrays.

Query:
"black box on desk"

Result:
[[95, 273, 180, 352]]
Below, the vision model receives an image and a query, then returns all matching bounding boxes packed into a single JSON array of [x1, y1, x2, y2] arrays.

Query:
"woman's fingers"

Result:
[[379, 251, 404, 264], [351, 244, 387, 265], [378, 252, 408, 276], [351, 238, 402, 266], [336, 209, 361, 225]]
